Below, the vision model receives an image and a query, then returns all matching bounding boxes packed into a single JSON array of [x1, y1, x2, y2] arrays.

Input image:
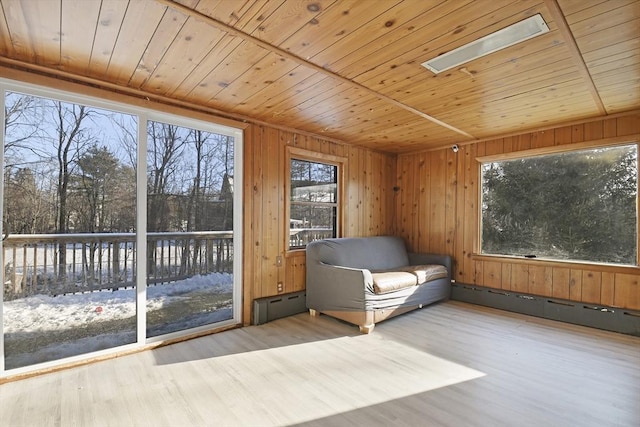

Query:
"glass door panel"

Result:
[[145, 121, 234, 338], [2, 91, 137, 369]]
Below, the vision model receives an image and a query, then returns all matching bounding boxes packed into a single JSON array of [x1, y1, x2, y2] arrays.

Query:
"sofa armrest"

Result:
[[306, 262, 373, 311], [407, 253, 453, 278]]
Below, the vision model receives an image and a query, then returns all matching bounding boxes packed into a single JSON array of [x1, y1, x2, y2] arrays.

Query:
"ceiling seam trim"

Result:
[[155, 0, 475, 140], [543, 0, 607, 115]]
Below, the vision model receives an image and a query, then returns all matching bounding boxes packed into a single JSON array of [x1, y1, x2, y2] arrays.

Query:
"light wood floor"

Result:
[[1, 301, 639, 427]]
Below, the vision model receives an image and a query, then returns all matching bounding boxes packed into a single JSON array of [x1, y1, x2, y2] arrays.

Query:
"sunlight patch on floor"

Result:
[[152, 334, 486, 425]]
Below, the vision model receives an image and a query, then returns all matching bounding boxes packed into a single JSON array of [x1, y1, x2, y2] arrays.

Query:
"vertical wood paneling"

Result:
[[418, 152, 429, 253], [372, 150, 384, 234], [584, 121, 603, 140], [552, 268, 570, 300], [411, 153, 423, 250], [603, 118, 617, 137], [569, 269, 583, 301], [528, 265, 552, 296], [501, 264, 512, 291], [244, 125, 396, 323], [614, 274, 639, 309], [396, 112, 640, 311], [616, 115, 640, 135], [581, 270, 602, 304], [384, 153, 396, 233], [462, 143, 478, 284], [362, 149, 372, 235], [515, 133, 531, 151], [474, 260, 483, 286], [242, 125, 257, 325], [483, 261, 502, 289], [286, 251, 306, 293], [261, 127, 281, 297], [554, 126, 573, 143], [571, 124, 585, 143], [429, 150, 446, 254], [397, 154, 413, 245], [600, 272, 615, 307], [444, 148, 457, 257], [454, 145, 467, 280], [346, 146, 361, 236], [484, 138, 503, 155], [531, 130, 555, 148], [503, 136, 514, 152], [512, 265, 529, 294]]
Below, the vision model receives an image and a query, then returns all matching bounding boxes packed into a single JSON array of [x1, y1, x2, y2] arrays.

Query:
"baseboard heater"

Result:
[[253, 291, 307, 325], [451, 283, 640, 337]]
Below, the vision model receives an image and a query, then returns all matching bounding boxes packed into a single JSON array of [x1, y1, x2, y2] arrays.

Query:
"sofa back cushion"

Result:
[[306, 236, 409, 271]]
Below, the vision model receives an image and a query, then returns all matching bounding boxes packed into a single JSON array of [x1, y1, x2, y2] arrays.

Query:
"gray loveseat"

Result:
[[306, 236, 452, 333]]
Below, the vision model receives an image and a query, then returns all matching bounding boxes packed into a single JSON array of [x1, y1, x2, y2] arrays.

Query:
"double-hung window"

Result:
[[287, 149, 343, 250]]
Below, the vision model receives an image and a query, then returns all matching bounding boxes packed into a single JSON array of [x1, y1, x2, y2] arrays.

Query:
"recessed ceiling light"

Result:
[[421, 14, 549, 74]]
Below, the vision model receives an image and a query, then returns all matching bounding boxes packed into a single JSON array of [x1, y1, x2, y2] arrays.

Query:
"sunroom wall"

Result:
[[396, 113, 640, 311]]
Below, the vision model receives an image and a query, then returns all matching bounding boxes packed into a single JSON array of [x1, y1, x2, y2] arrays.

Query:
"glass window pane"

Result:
[[146, 121, 234, 338], [3, 91, 137, 370], [291, 159, 337, 203], [481, 144, 638, 265], [289, 205, 336, 248], [289, 158, 338, 249]]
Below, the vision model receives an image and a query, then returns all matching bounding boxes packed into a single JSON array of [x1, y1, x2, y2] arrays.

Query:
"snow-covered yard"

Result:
[[3, 273, 233, 370]]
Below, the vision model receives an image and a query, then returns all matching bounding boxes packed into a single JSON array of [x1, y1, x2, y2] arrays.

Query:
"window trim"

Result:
[[285, 147, 346, 252], [475, 134, 640, 267]]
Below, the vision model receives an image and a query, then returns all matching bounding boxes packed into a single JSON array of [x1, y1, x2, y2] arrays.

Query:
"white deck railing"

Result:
[[2, 231, 233, 300], [289, 228, 333, 248]]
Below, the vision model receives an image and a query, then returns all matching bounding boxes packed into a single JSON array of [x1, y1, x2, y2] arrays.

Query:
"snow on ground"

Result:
[[3, 272, 233, 333], [3, 273, 234, 370]]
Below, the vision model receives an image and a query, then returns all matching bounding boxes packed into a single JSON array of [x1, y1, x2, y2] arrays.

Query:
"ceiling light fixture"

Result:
[[421, 14, 549, 74]]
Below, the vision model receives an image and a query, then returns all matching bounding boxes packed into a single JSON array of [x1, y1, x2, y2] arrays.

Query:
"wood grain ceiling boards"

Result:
[[0, 0, 638, 153]]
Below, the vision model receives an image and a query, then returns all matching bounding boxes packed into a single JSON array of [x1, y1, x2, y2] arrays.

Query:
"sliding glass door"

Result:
[[1, 80, 243, 374]]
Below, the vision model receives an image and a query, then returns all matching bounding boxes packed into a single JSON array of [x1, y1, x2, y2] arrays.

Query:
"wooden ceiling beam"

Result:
[[155, 0, 475, 140], [544, 0, 607, 115]]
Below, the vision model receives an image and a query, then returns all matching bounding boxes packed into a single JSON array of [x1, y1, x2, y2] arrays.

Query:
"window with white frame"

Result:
[[1, 79, 243, 375]]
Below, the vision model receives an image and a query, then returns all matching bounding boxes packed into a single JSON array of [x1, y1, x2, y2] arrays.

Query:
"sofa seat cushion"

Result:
[[399, 264, 449, 285], [372, 271, 418, 294]]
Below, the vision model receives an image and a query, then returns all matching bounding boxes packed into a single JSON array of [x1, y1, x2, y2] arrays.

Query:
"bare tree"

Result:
[[3, 93, 46, 167], [51, 101, 95, 278], [147, 122, 187, 232], [111, 114, 138, 170]]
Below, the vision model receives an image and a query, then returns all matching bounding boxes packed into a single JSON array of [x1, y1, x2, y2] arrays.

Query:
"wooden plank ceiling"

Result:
[[0, 0, 638, 153]]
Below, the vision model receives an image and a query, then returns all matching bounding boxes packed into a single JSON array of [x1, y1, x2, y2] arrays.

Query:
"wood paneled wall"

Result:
[[243, 125, 397, 324], [397, 113, 640, 311], [0, 66, 398, 327]]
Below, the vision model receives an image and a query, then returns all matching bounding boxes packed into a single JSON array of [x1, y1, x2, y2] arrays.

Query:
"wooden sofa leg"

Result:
[[359, 323, 375, 334], [309, 309, 320, 317]]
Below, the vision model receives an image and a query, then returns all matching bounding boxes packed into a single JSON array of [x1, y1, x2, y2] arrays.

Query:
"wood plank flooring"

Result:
[[1, 301, 639, 426]]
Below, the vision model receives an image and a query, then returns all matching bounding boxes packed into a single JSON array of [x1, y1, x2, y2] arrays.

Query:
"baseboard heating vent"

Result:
[[253, 291, 307, 325], [451, 283, 640, 336]]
